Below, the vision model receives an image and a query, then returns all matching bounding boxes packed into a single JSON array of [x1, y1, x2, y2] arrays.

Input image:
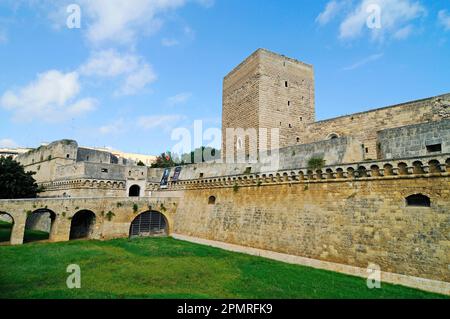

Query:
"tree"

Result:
[[150, 152, 177, 168], [136, 160, 146, 167], [0, 156, 41, 199]]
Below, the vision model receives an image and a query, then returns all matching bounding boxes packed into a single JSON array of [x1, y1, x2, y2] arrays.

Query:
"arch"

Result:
[[208, 196, 216, 205], [129, 211, 168, 238], [70, 210, 96, 240], [24, 209, 56, 243], [0, 212, 14, 244], [406, 194, 431, 207], [327, 133, 339, 140], [129, 184, 141, 197]]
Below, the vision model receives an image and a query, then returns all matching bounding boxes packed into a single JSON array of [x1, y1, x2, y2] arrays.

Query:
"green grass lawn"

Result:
[[0, 220, 49, 243], [0, 237, 446, 299]]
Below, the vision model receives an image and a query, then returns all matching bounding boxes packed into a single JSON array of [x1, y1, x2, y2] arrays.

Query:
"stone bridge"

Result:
[[0, 196, 179, 245]]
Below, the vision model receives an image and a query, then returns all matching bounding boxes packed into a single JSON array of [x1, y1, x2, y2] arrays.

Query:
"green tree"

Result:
[[0, 156, 41, 199], [150, 152, 177, 168], [136, 160, 146, 166]]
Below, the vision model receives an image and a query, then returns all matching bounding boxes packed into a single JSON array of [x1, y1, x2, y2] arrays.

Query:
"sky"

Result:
[[0, 0, 449, 155]]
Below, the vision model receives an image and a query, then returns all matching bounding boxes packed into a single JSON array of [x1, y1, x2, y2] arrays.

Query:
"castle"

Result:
[[1, 49, 449, 295]]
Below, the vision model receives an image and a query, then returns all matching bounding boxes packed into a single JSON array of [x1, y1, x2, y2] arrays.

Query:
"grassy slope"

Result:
[[0, 221, 49, 243], [0, 237, 447, 299]]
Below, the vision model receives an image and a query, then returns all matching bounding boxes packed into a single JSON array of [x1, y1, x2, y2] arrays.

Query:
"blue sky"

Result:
[[0, 0, 449, 155]]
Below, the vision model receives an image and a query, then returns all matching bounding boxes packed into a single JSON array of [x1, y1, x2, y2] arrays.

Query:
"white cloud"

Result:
[[137, 115, 184, 130], [338, 0, 426, 41], [99, 118, 126, 134], [167, 92, 192, 105], [0, 70, 96, 122], [439, 10, 450, 31], [0, 138, 18, 148], [79, 49, 157, 96], [342, 53, 384, 71], [78, 0, 187, 45], [316, 1, 345, 26], [393, 25, 413, 39]]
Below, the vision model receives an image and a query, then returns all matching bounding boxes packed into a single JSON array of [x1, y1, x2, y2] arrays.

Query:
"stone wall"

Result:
[[378, 119, 450, 159], [304, 94, 450, 160], [173, 175, 450, 284]]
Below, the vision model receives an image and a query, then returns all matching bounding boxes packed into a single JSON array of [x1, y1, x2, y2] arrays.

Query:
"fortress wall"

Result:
[[173, 176, 450, 283], [304, 94, 450, 160], [378, 119, 450, 159], [76, 147, 115, 164]]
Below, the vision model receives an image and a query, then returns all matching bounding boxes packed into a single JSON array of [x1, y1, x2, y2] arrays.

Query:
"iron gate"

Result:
[[130, 211, 167, 238]]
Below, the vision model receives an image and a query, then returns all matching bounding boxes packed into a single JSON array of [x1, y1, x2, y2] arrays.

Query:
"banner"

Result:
[[172, 166, 182, 182], [160, 168, 171, 189]]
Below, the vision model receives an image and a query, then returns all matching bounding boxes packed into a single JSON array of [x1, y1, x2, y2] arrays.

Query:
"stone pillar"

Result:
[[10, 216, 25, 245]]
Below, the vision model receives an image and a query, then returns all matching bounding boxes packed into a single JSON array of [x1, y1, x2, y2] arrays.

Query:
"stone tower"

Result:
[[222, 49, 315, 160]]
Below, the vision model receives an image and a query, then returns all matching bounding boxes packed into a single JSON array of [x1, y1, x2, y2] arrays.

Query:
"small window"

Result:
[[296, 137, 300, 143], [426, 144, 442, 153], [285, 81, 288, 87], [101, 168, 108, 173], [365, 148, 369, 154], [199, 173, 204, 178], [289, 124, 292, 128], [244, 167, 252, 174], [406, 194, 430, 207], [208, 196, 216, 205], [66, 154, 70, 158], [300, 117, 303, 122], [86, 156, 90, 161], [288, 101, 290, 106]]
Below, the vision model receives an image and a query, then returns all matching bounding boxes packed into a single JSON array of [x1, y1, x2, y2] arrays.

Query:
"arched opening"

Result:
[[0, 212, 14, 245], [327, 133, 339, 140], [208, 196, 216, 205], [129, 185, 141, 197], [129, 211, 168, 238], [24, 209, 56, 243], [406, 194, 431, 207], [70, 210, 96, 240]]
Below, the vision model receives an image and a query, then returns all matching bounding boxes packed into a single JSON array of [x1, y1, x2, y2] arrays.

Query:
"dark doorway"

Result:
[[406, 194, 431, 207], [129, 185, 140, 197], [129, 211, 167, 238], [0, 213, 14, 244], [70, 210, 96, 240], [24, 209, 56, 243]]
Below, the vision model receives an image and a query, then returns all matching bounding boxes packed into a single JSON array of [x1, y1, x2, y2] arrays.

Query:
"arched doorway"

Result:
[[0, 212, 14, 245], [70, 210, 96, 240], [129, 185, 141, 197], [129, 211, 168, 238], [24, 209, 56, 243]]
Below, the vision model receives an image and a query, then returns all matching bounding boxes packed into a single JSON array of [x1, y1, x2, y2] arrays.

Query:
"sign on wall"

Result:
[[160, 168, 171, 189], [172, 166, 182, 182]]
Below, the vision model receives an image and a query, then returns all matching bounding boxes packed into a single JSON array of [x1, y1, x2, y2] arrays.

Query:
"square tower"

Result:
[[222, 49, 315, 160]]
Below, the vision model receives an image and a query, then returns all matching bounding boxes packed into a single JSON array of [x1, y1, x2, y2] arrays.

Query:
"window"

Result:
[[289, 124, 292, 128], [300, 117, 303, 122], [288, 101, 291, 106], [365, 148, 369, 154], [285, 81, 288, 87], [328, 133, 339, 140], [208, 196, 216, 205], [199, 173, 204, 178], [406, 194, 430, 207], [66, 154, 70, 158], [244, 167, 252, 174], [296, 137, 300, 143], [426, 144, 442, 153], [86, 156, 90, 161], [101, 168, 108, 173]]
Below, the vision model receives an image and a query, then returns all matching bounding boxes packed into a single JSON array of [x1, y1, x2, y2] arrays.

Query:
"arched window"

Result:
[[129, 211, 168, 238], [208, 196, 216, 205], [406, 194, 430, 207], [129, 185, 140, 197], [327, 133, 339, 140]]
